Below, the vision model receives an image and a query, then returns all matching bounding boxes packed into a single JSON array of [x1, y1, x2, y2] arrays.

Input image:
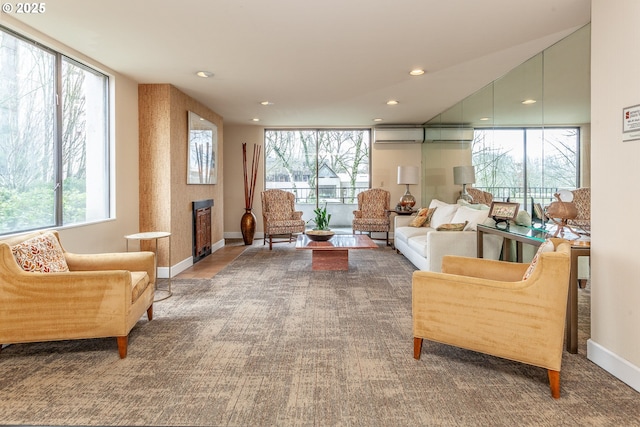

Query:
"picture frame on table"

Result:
[[489, 201, 520, 223]]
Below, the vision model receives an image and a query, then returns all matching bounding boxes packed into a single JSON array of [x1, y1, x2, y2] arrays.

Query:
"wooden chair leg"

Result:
[[548, 369, 560, 399], [413, 337, 423, 360], [269, 235, 273, 250], [116, 336, 128, 359], [147, 304, 153, 321]]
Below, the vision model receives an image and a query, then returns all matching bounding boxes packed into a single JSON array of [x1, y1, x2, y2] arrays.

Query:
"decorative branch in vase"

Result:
[[241, 143, 261, 245]]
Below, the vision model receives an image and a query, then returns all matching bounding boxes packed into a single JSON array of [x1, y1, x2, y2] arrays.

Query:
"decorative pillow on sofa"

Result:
[[436, 221, 468, 231], [451, 205, 490, 231], [428, 199, 459, 229], [409, 215, 429, 227], [409, 207, 437, 227], [11, 232, 69, 273], [522, 240, 554, 280]]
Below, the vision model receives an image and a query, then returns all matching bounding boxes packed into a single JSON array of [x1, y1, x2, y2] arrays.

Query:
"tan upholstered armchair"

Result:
[[352, 188, 391, 245], [412, 238, 571, 398], [0, 230, 155, 358], [261, 189, 306, 250]]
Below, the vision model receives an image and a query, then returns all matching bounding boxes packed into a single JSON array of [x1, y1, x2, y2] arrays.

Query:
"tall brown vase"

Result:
[[240, 209, 257, 245]]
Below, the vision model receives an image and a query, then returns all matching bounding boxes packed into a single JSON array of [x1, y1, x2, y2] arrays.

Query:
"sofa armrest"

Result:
[[394, 214, 414, 228], [353, 210, 362, 219], [292, 211, 303, 220], [64, 251, 156, 284]]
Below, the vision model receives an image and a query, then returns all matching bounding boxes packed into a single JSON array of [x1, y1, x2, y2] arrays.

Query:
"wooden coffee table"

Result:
[[295, 234, 378, 271]]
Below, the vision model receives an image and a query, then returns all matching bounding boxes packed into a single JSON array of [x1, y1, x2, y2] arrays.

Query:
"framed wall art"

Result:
[[187, 111, 217, 184]]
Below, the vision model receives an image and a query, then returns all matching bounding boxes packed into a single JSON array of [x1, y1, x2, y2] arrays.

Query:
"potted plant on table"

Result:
[[306, 203, 335, 241]]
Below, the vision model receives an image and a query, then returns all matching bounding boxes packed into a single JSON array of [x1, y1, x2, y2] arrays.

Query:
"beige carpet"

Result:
[[0, 243, 638, 426]]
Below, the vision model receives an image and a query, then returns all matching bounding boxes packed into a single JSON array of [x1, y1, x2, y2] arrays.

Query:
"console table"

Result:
[[477, 223, 590, 354]]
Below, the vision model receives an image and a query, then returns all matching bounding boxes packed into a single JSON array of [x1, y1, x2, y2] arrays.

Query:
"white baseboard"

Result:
[[587, 338, 640, 393], [157, 238, 226, 278], [224, 231, 265, 240]]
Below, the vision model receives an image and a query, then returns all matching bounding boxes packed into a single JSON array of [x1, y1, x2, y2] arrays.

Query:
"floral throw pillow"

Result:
[[522, 240, 554, 280], [11, 232, 69, 273]]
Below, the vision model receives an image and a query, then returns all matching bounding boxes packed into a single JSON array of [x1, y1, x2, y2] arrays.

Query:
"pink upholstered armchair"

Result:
[[352, 188, 391, 246], [261, 189, 306, 250]]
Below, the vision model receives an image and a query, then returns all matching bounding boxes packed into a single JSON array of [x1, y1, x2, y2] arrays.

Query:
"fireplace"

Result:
[[193, 199, 213, 263]]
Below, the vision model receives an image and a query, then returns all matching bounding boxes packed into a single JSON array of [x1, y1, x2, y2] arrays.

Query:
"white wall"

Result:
[[3, 17, 140, 253], [589, 0, 640, 392]]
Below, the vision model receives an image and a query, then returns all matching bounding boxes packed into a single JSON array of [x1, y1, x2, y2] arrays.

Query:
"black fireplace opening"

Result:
[[193, 199, 213, 263]]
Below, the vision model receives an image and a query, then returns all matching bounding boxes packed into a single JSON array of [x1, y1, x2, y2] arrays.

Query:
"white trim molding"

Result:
[[588, 339, 640, 393]]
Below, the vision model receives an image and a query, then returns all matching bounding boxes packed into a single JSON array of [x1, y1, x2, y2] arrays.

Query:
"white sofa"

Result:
[[394, 200, 503, 272]]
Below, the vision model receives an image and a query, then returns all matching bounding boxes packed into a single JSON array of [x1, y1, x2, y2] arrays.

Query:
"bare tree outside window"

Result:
[[265, 129, 370, 227], [0, 28, 109, 235], [472, 128, 579, 208]]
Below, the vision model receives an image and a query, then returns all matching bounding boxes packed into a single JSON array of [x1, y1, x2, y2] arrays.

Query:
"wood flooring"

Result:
[[175, 238, 248, 279]]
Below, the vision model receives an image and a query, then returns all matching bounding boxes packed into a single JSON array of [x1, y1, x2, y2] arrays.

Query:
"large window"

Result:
[[0, 27, 109, 235], [264, 129, 370, 226], [472, 127, 579, 208]]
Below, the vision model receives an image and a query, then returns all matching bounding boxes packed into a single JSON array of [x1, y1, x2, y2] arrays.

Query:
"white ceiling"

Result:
[[6, 0, 591, 127]]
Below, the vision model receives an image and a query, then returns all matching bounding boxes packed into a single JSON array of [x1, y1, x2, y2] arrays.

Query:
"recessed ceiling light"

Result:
[[521, 99, 537, 105], [479, 117, 490, 121], [196, 71, 214, 78], [251, 118, 260, 122], [409, 69, 425, 76], [260, 101, 273, 106], [373, 118, 383, 122], [386, 100, 399, 105]]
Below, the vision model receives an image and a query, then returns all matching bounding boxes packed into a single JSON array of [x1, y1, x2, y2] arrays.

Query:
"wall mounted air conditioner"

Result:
[[423, 127, 474, 142], [373, 126, 425, 144]]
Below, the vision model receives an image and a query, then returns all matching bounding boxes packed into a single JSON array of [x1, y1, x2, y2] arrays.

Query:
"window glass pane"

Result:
[[0, 30, 56, 233], [61, 57, 109, 225], [265, 130, 317, 203], [472, 129, 524, 203], [265, 129, 370, 228], [473, 127, 579, 211]]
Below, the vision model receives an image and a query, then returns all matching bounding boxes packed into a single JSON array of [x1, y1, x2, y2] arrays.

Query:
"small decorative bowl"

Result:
[[306, 230, 335, 242]]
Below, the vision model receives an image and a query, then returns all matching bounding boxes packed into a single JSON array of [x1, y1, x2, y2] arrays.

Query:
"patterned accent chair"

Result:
[[567, 187, 590, 233], [466, 187, 494, 205], [567, 187, 591, 288], [352, 188, 391, 246], [261, 189, 306, 250]]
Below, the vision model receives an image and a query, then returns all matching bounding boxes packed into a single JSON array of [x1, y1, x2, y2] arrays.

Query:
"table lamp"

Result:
[[397, 165, 419, 210], [453, 165, 475, 202]]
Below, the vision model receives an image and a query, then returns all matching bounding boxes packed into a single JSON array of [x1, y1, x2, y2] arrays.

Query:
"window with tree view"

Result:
[[0, 27, 109, 235], [264, 129, 370, 227], [472, 128, 579, 209]]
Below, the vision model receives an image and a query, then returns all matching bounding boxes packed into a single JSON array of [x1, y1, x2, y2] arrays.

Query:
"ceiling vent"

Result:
[[423, 127, 474, 143], [373, 126, 425, 144]]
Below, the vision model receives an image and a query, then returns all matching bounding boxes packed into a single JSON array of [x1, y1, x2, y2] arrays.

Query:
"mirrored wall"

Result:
[[421, 24, 590, 204]]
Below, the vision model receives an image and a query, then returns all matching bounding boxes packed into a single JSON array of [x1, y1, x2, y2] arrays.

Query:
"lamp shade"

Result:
[[453, 165, 476, 185], [397, 166, 420, 185]]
